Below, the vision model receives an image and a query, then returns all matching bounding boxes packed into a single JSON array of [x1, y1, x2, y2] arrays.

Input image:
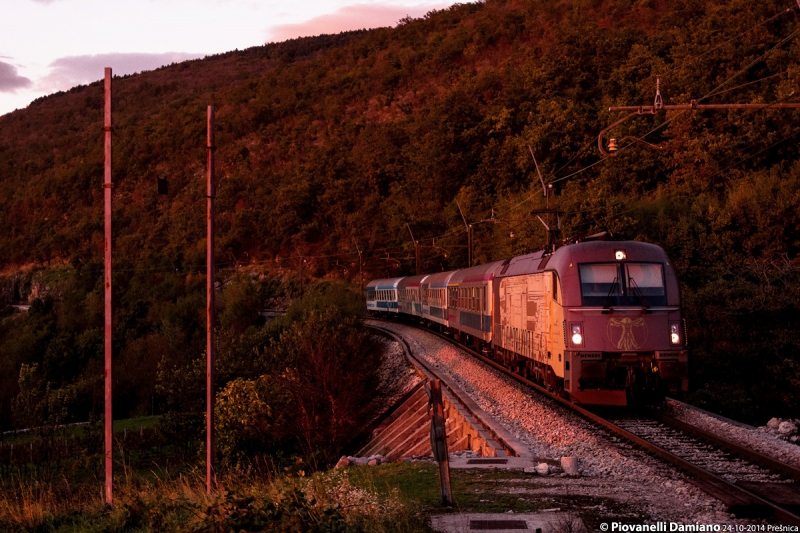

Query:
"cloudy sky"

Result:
[[0, 0, 452, 117]]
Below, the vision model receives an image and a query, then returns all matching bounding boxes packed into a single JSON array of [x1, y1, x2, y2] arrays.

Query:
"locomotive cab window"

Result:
[[551, 272, 560, 303], [625, 264, 665, 300], [579, 263, 666, 307]]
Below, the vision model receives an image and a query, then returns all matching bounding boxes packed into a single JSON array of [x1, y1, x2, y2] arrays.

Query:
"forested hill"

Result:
[[1, 0, 798, 275], [0, 0, 799, 420]]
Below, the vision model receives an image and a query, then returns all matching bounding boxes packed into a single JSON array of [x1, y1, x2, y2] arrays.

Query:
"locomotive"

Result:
[[366, 238, 688, 406]]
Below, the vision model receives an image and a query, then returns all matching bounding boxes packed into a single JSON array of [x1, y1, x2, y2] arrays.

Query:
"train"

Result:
[[366, 237, 688, 406]]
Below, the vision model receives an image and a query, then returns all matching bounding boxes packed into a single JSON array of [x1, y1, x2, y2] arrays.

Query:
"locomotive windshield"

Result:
[[579, 263, 666, 307]]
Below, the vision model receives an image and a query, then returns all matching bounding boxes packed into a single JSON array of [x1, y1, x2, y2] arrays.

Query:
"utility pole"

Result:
[[206, 105, 216, 495], [353, 238, 363, 290], [103, 67, 113, 506], [527, 146, 561, 252], [456, 201, 471, 268], [406, 223, 420, 275], [298, 253, 306, 297]]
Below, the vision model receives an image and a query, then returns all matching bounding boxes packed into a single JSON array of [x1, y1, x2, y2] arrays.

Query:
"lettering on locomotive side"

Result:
[[499, 275, 548, 358]]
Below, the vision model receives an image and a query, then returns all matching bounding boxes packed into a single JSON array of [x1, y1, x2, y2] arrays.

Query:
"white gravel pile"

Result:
[[374, 334, 421, 396], [666, 399, 800, 469], [370, 321, 759, 525], [364, 334, 421, 426]]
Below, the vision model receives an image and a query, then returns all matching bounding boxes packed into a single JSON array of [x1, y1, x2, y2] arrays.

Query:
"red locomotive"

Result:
[[367, 237, 688, 406]]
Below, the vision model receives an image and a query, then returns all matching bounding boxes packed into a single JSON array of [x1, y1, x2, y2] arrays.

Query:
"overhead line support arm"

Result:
[[609, 103, 800, 111]]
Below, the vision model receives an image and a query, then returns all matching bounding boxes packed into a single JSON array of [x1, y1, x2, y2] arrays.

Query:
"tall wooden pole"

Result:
[[103, 67, 113, 506], [206, 106, 216, 495]]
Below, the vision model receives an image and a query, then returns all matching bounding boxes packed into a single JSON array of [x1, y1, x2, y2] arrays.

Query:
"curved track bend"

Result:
[[370, 318, 800, 525]]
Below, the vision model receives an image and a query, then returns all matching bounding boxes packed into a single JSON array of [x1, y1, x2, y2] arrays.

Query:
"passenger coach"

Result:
[[365, 277, 402, 314]]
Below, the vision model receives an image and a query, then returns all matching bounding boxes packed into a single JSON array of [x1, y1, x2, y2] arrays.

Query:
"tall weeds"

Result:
[[0, 465, 412, 532]]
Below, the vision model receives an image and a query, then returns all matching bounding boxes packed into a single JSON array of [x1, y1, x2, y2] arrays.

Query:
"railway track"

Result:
[[372, 318, 800, 525], [366, 322, 528, 459]]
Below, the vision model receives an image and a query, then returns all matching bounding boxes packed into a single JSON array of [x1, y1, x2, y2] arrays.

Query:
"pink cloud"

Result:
[[267, 3, 446, 42], [0, 60, 33, 93], [37, 52, 204, 93]]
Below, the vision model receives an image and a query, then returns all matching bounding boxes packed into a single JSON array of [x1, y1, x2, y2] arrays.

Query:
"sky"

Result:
[[0, 0, 453, 117]]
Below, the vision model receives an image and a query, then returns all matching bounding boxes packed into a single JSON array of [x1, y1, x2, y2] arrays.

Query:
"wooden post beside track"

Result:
[[427, 380, 453, 506]]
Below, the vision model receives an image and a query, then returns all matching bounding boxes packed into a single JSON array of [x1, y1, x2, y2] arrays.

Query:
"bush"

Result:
[[215, 282, 381, 469], [215, 376, 293, 466]]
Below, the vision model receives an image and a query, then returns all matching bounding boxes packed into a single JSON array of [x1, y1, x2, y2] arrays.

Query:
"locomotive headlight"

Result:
[[670, 322, 681, 345], [570, 323, 583, 346]]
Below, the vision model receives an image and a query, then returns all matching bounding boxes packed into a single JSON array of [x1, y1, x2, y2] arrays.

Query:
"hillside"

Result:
[[0, 0, 798, 424]]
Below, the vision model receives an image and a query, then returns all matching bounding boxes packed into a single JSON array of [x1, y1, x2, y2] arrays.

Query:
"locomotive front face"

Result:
[[559, 242, 688, 405]]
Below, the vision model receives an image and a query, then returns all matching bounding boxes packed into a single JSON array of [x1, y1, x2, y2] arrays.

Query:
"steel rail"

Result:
[[379, 319, 800, 525], [654, 413, 800, 483]]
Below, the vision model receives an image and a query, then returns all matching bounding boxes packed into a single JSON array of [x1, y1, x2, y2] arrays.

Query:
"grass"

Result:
[[0, 415, 162, 445], [345, 462, 645, 531], [0, 462, 420, 532], [113, 415, 161, 433], [0, 459, 650, 531]]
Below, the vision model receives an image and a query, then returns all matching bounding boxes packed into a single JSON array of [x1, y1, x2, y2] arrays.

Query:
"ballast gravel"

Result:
[[665, 399, 800, 469], [370, 321, 764, 525], [364, 335, 421, 426]]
